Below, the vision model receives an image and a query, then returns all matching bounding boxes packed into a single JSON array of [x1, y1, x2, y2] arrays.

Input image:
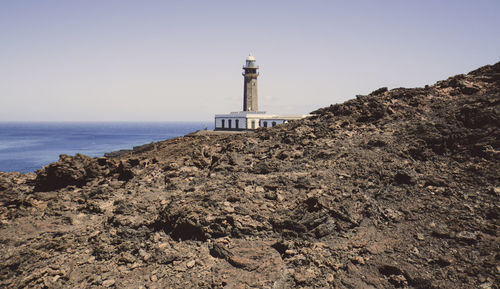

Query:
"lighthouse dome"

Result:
[[245, 53, 258, 68]]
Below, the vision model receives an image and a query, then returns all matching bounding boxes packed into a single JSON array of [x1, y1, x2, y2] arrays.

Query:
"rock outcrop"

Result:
[[1, 62, 499, 288]]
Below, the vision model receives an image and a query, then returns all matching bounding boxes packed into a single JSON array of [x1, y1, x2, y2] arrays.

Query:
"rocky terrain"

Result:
[[1, 62, 499, 288]]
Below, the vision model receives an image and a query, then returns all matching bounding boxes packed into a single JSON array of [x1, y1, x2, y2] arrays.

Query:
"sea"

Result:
[[0, 122, 213, 173]]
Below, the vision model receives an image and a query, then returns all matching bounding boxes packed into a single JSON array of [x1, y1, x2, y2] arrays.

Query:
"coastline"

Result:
[[0, 121, 213, 173]]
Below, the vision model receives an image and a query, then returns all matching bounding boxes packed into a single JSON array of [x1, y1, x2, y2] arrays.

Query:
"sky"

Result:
[[0, 0, 499, 122]]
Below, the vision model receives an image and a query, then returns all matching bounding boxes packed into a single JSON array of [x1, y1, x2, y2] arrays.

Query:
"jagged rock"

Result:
[[33, 154, 119, 191], [0, 62, 499, 288]]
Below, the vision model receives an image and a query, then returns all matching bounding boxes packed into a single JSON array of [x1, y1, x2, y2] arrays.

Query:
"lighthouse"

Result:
[[243, 53, 259, 112], [214, 54, 309, 130]]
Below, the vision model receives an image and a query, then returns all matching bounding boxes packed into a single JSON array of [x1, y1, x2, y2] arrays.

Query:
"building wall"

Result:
[[215, 117, 246, 130], [246, 118, 259, 129], [259, 119, 286, 128], [215, 114, 308, 130]]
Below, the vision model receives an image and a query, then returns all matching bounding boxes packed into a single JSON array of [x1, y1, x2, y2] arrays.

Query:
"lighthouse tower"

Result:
[[214, 53, 309, 130], [243, 53, 259, 111]]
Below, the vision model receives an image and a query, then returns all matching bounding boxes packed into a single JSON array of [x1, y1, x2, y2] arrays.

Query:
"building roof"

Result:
[[215, 111, 310, 120]]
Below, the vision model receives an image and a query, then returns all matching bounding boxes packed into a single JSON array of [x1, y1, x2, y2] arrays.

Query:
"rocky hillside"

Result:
[[1, 62, 499, 288]]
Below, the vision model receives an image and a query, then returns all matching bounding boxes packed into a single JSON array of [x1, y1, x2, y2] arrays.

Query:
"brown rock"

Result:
[[2, 61, 499, 289]]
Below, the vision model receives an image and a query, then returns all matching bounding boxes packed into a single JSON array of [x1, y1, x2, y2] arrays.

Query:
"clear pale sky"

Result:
[[1, 0, 499, 122]]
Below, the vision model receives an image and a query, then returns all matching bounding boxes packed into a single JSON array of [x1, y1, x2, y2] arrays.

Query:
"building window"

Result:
[[263, 121, 267, 127], [221, 119, 225, 128], [235, 119, 239, 129], [228, 119, 232, 128], [251, 120, 255, 129], [272, 122, 276, 127]]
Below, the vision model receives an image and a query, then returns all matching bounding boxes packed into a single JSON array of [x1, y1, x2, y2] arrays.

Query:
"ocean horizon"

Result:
[[0, 121, 213, 173]]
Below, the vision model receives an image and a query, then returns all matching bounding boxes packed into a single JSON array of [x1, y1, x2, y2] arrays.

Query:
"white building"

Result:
[[215, 54, 309, 130]]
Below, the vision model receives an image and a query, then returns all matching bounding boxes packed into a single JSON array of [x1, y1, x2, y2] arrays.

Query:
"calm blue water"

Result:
[[0, 122, 213, 173]]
